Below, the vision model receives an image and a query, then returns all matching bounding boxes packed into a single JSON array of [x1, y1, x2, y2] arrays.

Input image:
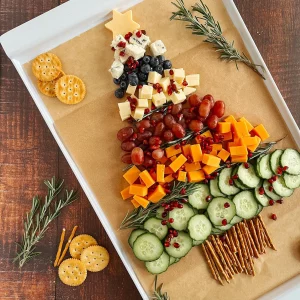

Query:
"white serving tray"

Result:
[[1, 0, 300, 299]]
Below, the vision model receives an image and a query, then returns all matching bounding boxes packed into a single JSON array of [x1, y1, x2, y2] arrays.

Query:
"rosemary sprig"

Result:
[[170, 0, 266, 79], [151, 276, 170, 300], [14, 177, 78, 268]]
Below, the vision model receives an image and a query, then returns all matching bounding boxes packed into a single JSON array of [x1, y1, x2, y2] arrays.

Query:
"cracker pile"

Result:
[[54, 227, 109, 286], [202, 215, 276, 285], [32, 52, 86, 105]]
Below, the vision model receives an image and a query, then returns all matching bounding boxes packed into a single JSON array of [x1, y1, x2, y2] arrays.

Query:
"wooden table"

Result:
[[0, 0, 299, 299]]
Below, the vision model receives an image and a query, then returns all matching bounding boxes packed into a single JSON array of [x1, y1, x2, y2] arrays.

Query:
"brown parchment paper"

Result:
[[23, 0, 300, 299]]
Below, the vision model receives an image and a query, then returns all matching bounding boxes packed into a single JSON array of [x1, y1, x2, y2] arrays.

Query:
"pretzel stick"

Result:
[[202, 244, 218, 281], [224, 243, 240, 273], [227, 230, 236, 253], [240, 223, 255, 276], [244, 224, 259, 258], [231, 226, 245, 272], [241, 223, 253, 258], [259, 221, 267, 248], [206, 244, 224, 285], [206, 240, 230, 283], [254, 218, 265, 253], [54, 228, 66, 267], [216, 237, 235, 275], [236, 223, 250, 274], [248, 220, 262, 254], [57, 226, 78, 266], [262, 229, 272, 249], [258, 215, 276, 250]]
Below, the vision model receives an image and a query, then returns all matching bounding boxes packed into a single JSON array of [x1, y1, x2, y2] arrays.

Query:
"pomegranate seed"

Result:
[[166, 237, 171, 243], [244, 162, 250, 169], [259, 187, 265, 195], [168, 234, 174, 239], [277, 199, 283, 204], [161, 203, 166, 207], [136, 30, 142, 38], [181, 141, 187, 146], [168, 206, 174, 211], [222, 219, 227, 226], [180, 199, 188, 203], [224, 202, 230, 208], [117, 41, 126, 48], [168, 218, 174, 224], [232, 174, 239, 180], [173, 201, 179, 207], [283, 166, 289, 171], [269, 186, 274, 192], [169, 69, 174, 75], [269, 199, 275, 206], [175, 144, 180, 150], [173, 230, 178, 237], [229, 179, 234, 186], [120, 51, 126, 57], [182, 80, 188, 86], [180, 188, 186, 195], [270, 213, 277, 221], [162, 212, 167, 218], [268, 178, 274, 184], [206, 195, 212, 202], [178, 204, 184, 209], [124, 32, 132, 40], [141, 30, 146, 35], [164, 241, 170, 247], [248, 151, 253, 158], [220, 235, 226, 242], [173, 243, 180, 248], [111, 47, 115, 51]]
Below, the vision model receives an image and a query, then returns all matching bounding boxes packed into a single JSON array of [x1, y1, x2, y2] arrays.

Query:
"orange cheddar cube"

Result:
[[165, 145, 182, 158], [212, 144, 223, 152], [133, 195, 149, 208], [188, 170, 205, 183], [164, 174, 175, 183], [241, 136, 257, 146], [178, 171, 187, 182], [231, 155, 248, 163], [156, 155, 168, 164], [169, 154, 187, 172], [129, 184, 148, 197], [156, 164, 165, 183], [228, 138, 242, 148], [148, 185, 166, 203], [202, 154, 221, 167], [164, 166, 173, 175], [190, 144, 202, 162], [120, 186, 131, 200], [203, 165, 218, 175], [184, 162, 201, 172], [170, 156, 177, 162], [123, 166, 140, 185], [239, 117, 254, 132], [217, 149, 230, 162], [182, 144, 191, 157], [251, 124, 270, 141], [233, 121, 249, 138], [224, 115, 237, 124], [247, 136, 261, 152], [210, 150, 218, 156], [139, 170, 155, 188], [223, 131, 233, 141], [131, 199, 140, 208], [201, 130, 213, 138], [229, 146, 248, 156], [217, 122, 231, 133]]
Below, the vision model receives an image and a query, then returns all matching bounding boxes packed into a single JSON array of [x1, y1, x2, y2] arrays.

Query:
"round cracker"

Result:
[[69, 234, 98, 259], [80, 245, 110, 272], [58, 258, 87, 286], [37, 72, 64, 97], [32, 53, 62, 82], [55, 75, 86, 105]]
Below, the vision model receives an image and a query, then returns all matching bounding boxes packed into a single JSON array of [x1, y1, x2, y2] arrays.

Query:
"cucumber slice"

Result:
[[283, 173, 300, 189], [169, 256, 176, 265], [145, 251, 169, 274], [164, 232, 193, 258], [210, 177, 225, 197], [128, 229, 147, 248], [256, 204, 263, 215], [144, 217, 168, 240], [156, 207, 167, 220], [280, 149, 300, 175], [234, 178, 249, 190], [237, 162, 260, 188], [211, 227, 224, 235], [188, 215, 212, 241], [230, 215, 243, 225], [215, 223, 233, 231], [218, 168, 240, 195], [254, 186, 270, 207], [272, 176, 294, 197], [188, 184, 210, 209], [258, 154, 273, 179], [133, 233, 163, 262], [168, 204, 195, 231], [270, 149, 283, 174], [233, 191, 258, 219], [255, 157, 262, 177], [263, 180, 281, 201], [207, 197, 236, 226], [192, 239, 204, 246]]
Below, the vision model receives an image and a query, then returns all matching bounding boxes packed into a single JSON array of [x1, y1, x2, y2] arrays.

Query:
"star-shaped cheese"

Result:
[[105, 10, 140, 38]]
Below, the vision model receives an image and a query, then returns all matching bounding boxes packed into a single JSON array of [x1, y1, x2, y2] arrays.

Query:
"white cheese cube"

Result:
[[150, 40, 167, 57], [137, 98, 149, 108], [114, 49, 129, 64], [183, 86, 196, 96], [118, 101, 131, 121], [185, 74, 200, 86], [148, 71, 162, 84], [173, 69, 185, 84], [139, 85, 153, 99], [171, 89, 186, 105], [164, 69, 171, 78], [133, 108, 145, 120], [126, 84, 137, 95], [111, 35, 127, 49], [109, 60, 124, 79], [129, 30, 151, 49], [159, 77, 171, 92], [125, 44, 146, 61], [152, 92, 167, 107], [174, 81, 183, 90], [164, 92, 173, 102]]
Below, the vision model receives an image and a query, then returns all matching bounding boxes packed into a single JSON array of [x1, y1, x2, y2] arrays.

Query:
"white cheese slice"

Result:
[[173, 69, 185, 84], [185, 74, 200, 86], [129, 30, 151, 49], [125, 44, 146, 61], [183, 86, 197, 96], [114, 48, 129, 64], [159, 77, 171, 92], [118, 101, 131, 121], [171, 89, 186, 105], [152, 92, 167, 107], [126, 84, 137, 95], [137, 98, 149, 108], [139, 85, 153, 99], [133, 107, 145, 120], [148, 71, 162, 84], [150, 40, 167, 57], [111, 35, 127, 49], [109, 60, 124, 79]]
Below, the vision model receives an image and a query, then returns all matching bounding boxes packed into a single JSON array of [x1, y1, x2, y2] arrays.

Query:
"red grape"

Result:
[[154, 122, 165, 136], [149, 136, 162, 146], [206, 114, 218, 129], [152, 148, 164, 160], [188, 120, 204, 132], [117, 127, 134, 142], [203, 94, 215, 109], [150, 112, 164, 122], [178, 118, 187, 129], [163, 130, 174, 142], [121, 141, 136, 152], [131, 147, 144, 165], [121, 153, 132, 164], [137, 119, 151, 129], [182, 108, 196, 120], [172, 123, 186, 138], [188, 94, 201, 107], [164, 114, 177, 129], [171, 104, 183, 115], [212, 100, 225, 118], [144, 155, 154, 167], [137, 130, 152, 141], [198, 99, 211, 118]]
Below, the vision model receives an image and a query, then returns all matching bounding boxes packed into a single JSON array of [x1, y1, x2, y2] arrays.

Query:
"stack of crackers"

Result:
[[32, 52, 86, 105]]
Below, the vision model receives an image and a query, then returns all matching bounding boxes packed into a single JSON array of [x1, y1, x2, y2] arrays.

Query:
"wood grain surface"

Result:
[[0, 0, 299, 299]]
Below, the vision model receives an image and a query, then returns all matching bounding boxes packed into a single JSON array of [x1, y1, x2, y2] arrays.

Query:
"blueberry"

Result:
[[120, 73, 127, 81], [142, 56, 151, 64], [157, 55, 165, 64], [154, 65, 164, 75], [138, 72, 147, 81], [128, 73, 139, 86], [115, 88, 125, 98], [140, 64, 151, 74], [163, 60, 172, 70], [150, 57, 159, 67], [113, 78, 120, 85], [124, 65, 130, 73], [120, 81, 128, 90]]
